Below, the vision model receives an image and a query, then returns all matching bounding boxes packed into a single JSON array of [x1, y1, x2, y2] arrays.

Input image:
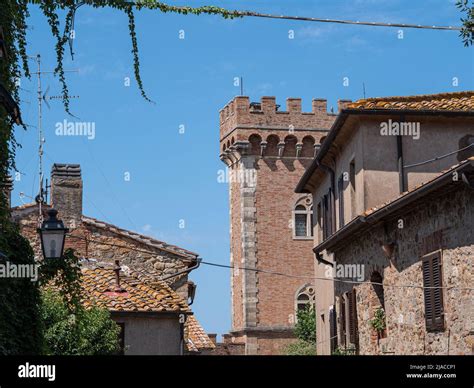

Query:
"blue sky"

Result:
[[12, 0, 474, 337]]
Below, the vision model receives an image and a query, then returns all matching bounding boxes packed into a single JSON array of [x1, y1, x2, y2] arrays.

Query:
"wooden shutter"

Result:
[[329, 306, 337, 353], [422, 251, 445, 331], [339, 296, 346, 347], [348, 289, 359, 348]]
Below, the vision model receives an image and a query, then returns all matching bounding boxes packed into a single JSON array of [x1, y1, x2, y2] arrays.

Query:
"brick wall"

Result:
[[220, 96, 339, 354]]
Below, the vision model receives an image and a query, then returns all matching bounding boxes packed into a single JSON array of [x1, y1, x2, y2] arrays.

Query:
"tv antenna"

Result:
[[28, 54, 79, 222]]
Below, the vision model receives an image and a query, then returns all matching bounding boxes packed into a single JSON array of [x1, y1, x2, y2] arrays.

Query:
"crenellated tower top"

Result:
[[219, 96, 350, 165]]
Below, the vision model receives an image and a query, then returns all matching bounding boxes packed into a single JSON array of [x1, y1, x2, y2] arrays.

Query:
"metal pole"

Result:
[[35, 54, 44, 223]]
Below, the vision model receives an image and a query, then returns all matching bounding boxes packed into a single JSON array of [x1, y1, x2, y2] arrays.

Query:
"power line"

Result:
[[200, 261, 474, 291], [125, 3, 463, 31], [237, 10, 462, 31], [81, 137, 139, 232], [18, 223, 474, 291], [404, 143, 474, 169]]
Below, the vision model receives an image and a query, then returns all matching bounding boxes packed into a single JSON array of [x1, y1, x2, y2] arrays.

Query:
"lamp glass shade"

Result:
[[38, 209, 68, 260], [40, 230, 66, 259]]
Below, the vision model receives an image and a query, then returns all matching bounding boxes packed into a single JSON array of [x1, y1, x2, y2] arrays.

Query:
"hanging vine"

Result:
[[11, 1, 244, 115]]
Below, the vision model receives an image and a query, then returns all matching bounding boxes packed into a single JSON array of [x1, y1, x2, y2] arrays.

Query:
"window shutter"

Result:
[[422, 251, 445, 331], [348, 289, 359, 348], [339, 296, 346, 347], [329, 306, 337, 353]]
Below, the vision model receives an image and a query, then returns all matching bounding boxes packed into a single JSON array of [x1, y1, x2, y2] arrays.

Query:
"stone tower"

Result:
[[219, 96, 348, 354]]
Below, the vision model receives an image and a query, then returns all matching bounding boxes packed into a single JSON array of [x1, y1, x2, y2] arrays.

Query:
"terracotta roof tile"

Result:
[[185, 315, 215, 351], [348, 91, 474, 111], [81, 266, 190, 313]]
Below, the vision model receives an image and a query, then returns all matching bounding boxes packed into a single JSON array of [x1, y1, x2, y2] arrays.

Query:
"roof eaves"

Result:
[[314, 159, 474, 253], [295, 108, 474, 193]]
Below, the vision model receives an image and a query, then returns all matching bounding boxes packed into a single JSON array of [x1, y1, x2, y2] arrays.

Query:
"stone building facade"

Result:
[[219, 96, 350, 354], [296, 91, 474, 355], [11, 164, 198, 301], [8, 163, 214, 353], [333, 160, 474, 355]]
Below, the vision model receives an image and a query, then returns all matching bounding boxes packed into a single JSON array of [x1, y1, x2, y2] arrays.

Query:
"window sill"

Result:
[[293, 236, 314, 241]]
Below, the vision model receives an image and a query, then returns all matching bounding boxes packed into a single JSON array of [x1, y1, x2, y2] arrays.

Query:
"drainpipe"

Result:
[[160, 257, 201, 281], [397, 115, 407, 193]]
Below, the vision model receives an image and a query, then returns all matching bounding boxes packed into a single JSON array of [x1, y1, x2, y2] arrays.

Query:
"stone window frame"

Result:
[[295, 283, 316, 317], [292, 196, 313, 240]]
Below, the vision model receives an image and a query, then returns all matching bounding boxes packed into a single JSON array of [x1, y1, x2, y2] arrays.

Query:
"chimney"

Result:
[[338, 99, 352, 112], [207, 334, 217, 345], [50, 164, 82, 229], [1, 175, 13, 209], [113, 260, 124, 292]]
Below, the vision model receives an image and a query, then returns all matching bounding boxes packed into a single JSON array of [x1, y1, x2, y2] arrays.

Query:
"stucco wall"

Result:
[[113, 314, 183, 355]]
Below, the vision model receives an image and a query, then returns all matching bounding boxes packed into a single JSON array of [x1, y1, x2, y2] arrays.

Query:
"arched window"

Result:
[[294, 196, 313, 237], [296, 284, 316, 313], [370, 271, 387, 339]]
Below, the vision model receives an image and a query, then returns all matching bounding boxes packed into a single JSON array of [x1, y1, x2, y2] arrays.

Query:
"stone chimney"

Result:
[[1, 175, 13, 209], [338, 99, 353, 112], [208, 334, 217, 345], [50, 164, 82, 228]]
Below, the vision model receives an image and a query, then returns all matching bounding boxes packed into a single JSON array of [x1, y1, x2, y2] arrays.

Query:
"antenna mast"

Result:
[[29, 54, 79, 223]]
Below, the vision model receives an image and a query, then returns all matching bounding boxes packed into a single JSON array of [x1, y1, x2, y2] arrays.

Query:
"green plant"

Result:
[[41, 289, 120, 355], [332, 344, 356, 356], [294, 305, 316, 343], [0, 221, 42, 355], [285, 340, 316, 356], [457, 0, 474, 46], [285, 305, 316, 355], [370, 306, 386, 332]]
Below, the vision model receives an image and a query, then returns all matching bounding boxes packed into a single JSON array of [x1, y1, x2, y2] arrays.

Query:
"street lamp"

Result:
[[38, 209, 69, 259]]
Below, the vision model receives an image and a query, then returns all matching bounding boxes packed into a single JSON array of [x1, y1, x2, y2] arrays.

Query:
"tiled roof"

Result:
[[81, 265, 190, 313], [82, 216, 198, 260], [120, 268, 214, 351], [185, 315, 215, 351], [348, 91, 474, 111], [80, 264, 214, 351]]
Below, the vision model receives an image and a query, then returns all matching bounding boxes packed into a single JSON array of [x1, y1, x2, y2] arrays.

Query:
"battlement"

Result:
[[219, 96, 351, 143], [219, 96, 349, 161]]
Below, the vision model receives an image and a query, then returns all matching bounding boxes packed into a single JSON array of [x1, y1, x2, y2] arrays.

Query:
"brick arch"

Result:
[[301, 135, 316, 158], [249, 134, 262, 156], [266, 134, 280, 156], [283, 135, 297, 157]]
